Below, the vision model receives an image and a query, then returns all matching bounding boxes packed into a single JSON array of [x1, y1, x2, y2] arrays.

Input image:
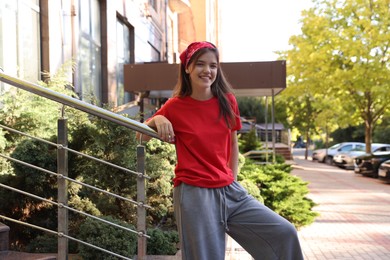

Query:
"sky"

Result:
[[219, 0, 314, 62]]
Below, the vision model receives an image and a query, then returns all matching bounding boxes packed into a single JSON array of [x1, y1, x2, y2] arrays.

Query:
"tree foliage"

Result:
[[237, 96, 288, 127], [279, 0, 390, 152], [237, 97, 267, 124]]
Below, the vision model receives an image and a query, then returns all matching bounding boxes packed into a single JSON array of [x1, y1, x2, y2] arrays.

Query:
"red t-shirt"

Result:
[[151, 93, 242, 188]]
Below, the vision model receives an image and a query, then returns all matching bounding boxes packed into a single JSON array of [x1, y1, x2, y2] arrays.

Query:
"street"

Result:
[[292, 152, 390, 259]]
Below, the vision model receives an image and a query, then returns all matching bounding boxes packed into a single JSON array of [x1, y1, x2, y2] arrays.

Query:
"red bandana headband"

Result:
[[179, 41, 216, 68]]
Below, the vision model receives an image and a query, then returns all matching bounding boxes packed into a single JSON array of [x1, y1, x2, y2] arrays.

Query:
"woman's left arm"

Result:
[[229, 131, 239, 180]]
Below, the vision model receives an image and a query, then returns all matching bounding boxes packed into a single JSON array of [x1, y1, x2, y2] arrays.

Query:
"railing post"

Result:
[[58, 118, 68, 260], [137, 145, 147, 259], [271, 88, 276, 163], [265, 96, 269, 163]]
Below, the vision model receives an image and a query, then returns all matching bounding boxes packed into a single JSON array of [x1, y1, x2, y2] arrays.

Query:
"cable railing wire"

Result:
[[0, 123, 150, 179], [0, 183, 149, 238], [0, 153, 151, 209], [0, 215, 133, 260]]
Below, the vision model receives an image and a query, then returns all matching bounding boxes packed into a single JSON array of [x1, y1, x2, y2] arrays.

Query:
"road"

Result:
[[292, 150, 390, 260]]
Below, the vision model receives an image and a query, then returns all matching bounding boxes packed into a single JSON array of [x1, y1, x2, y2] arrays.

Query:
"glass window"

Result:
[[0, 0, 40, 84], [354, 145, 365, 151], [149, 0, 157, 11], [116, 19, 133, 106], [77, 0, 101, 104], [332, 144, 342, 149], [340, 145, 353, 152], [150, 44, 160, 61]]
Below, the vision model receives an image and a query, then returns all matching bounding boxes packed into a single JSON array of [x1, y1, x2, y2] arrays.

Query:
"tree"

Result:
[[280, 0, 390, 153], [277, 89, 320, 158], [237, 96, 288, 127], [237, 97, 266, 124]]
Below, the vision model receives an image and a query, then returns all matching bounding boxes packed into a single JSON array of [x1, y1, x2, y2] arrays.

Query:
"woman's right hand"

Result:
[[151, 115, 175, 143]]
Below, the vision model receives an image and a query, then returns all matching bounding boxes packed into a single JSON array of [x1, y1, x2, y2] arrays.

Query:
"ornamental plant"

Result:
[[238, 160, 318, 228]]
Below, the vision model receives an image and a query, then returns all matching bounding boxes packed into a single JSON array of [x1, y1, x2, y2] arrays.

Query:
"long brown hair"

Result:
[[172, 47, 236, 129]]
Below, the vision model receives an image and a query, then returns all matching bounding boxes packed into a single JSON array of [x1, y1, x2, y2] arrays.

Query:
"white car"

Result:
[[312, 142, 365, 164], [333, 143, 390, 169]]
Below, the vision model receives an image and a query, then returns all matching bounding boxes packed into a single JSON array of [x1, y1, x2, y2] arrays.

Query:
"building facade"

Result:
[[0, 0, 219, 111]]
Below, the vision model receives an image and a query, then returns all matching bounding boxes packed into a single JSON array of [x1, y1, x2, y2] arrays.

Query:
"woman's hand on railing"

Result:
[[137, 115, 175, 143], [152, 115, 175, 143]]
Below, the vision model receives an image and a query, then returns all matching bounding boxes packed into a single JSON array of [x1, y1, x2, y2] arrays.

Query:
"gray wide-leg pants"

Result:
[[173, 181, 304, 260]]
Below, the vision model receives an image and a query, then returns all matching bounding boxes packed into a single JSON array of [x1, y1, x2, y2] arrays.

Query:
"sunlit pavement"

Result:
[[292, 157, 390, 260]]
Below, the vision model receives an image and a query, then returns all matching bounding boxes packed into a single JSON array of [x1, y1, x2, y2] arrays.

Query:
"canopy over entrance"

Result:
[[124, 60, 286, 97]]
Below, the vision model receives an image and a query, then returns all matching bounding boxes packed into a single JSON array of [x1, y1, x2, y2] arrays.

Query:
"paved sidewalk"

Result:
[[292, 158, 390, 260]]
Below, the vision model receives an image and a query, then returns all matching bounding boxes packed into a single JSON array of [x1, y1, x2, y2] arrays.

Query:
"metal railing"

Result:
[[0, 71, 159, 260], [0, 72, 159, 138]]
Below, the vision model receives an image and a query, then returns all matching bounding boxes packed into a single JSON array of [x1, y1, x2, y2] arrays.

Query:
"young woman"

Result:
[[138, 41, 303, 260]]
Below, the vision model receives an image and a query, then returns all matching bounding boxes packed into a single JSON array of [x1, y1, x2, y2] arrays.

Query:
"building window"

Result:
[[0, 0, 40, 83], [149, 0, 157, 11], [116, 18, 134, 106], [149, 43, 161, 61], [77, 0, 101, 104]]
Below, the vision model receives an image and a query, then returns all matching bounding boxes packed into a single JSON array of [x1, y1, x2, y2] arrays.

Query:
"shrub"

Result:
[[238, 160, 318, 229], [146, 228, 179, 255], [239, 129, 262, 153], [26, 233, 78, 253], [0, 138, 58, 249], [77, 216, 137, 260], [25, 234, 57, 253], [145, 139, 176, 228], [239, 179, 263, 203]]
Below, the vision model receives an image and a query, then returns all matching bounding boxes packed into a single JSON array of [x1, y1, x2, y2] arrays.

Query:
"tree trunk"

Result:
[[305, 131, 309, 160], [365, 120, 373, 154]]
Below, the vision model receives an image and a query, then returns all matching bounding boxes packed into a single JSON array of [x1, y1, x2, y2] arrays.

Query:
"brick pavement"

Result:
[[292, 158, 390, 260]]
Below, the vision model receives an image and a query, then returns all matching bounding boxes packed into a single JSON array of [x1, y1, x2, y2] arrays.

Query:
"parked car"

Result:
[[378, 159, 390, 183], [312, 142, 365, 164], [333, 143, 390, 170], [354, 151, 390, 178]]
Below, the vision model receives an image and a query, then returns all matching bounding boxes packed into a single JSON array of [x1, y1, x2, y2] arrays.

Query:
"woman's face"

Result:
[[186, 51, 218, 92]]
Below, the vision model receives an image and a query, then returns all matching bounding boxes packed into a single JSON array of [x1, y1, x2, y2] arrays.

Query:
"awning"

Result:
[[124, 60, 286, 97]]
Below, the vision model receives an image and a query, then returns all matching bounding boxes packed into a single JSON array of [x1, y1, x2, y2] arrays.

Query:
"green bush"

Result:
[[77, 216, 137, 260], [146, 228, 179, 255], [77, 216, 179, 258], [145, 139, 177, 228], [26, 233, 78, 253], [239, 179, 264, 203], [238, 160, 318, 229], [0, 138, 58, 249], [239, 129, 262, 153], [249, 153, 285, 164], [25, 234, 57, 253]]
